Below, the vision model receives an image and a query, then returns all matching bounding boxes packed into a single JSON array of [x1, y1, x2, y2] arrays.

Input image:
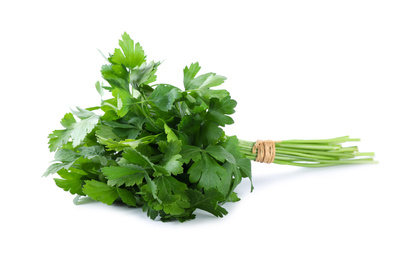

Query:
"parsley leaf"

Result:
[[48, 113, 76, 152], [102, 165, 146, 187], [116, 187, 137, 207], [101, 64, 129, 92], [159, 140, 183, 175], [83, 180, 120, 205], [187, 188, 228, 218], [205, 144, 236, 164], [130, 61, 160, 87], [110, 32, 146, 69], [70, 107, 100, 147], [189, 152, 227, 192], [54, 168, 87, 195], [180, 145, 202, 164], [112, 88, 135, 117], [184, 62, 226, 90], [154, 176, 190, 215], [147, 84, 182, 112], [205, 96, 237, 126]]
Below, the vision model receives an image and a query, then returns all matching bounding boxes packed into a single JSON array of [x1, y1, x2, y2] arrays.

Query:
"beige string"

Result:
[[252, 140, 280, 164]]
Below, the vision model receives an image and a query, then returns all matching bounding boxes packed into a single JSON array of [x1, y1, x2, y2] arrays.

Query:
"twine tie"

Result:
[[252, 140, 279, 164]]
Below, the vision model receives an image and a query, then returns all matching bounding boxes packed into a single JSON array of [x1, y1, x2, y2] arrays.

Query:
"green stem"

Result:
[[238, 137, 377, 167], [134, 92, 160, 131]]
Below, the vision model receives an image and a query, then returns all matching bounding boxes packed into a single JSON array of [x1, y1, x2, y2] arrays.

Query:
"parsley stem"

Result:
[[238, 137, 377, 167]]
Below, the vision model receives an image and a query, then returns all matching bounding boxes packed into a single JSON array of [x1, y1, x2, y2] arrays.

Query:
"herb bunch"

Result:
[[45, 33, 376, 222], [45, 33, 252, 222]]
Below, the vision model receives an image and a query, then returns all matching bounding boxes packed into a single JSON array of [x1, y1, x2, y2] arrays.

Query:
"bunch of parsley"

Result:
[[45, 33, 376, 222], [45, 33, 252, 222]]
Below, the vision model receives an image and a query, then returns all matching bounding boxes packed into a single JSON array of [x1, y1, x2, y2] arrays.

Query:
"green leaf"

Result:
[[152, 165, 169, 177], [112, 88, 135, 117], [95, 81, 104, 97], [220, 135, 253, 191], [102, 120, 136, 129], [191, 73, 226, 90], [110, 32, 146, 69], [205, 96, 237, 126], [44, 163, 67, 177], [221, 162, 235, 197], [48, 130, 72, 152], [111, 128, 140, 140], [220, 135, 242, 158], [164, 123, 178, 142], [122, 148, 154, 168], [193, 88, 230, 105], [229, 192, 240, 202], [54, 149, 78, 162], [101, 64, 129, 92], [184, 62, 226, 90], [130, 61, 158, 87], [178, 115, 203, 145], [154, 176, 190, 215], [162, 154, 183, 175], [237, 158, 253, 191], [187, 188, 227, 217], [128, 117, 147, 129], [200, 121, 224, 146], [117, 187, 137, 207], [188, 153, 227, 191], [183, 62, 201, 90], [98, 135, 155, 152], [160, 140, 183, 175], [180, 145, 201, 164], [60, 113, 77, 128], [147, 84, 182, 111], [95, 124, 120, 141], [58, 167, 87, 178], [78, 146, 107, 166], [205, 145, 236, 164], [54, 168, 87, 196], [144, 173, 161, 203], [48, 113, 76, 152], [121, 147, 169, 177], [43, 149, 80, 177], [83, 180, 119, 205], [102, 165, 146, 187], [142, 63, 160, 85], [142, 204, 159, 220], [54, 178, 85, 195], [101, 99, 119, 121], [70, 107, 100, 147], [86, 106, 101, 112]]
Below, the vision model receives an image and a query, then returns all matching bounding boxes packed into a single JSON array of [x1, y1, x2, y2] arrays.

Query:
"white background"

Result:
[[1, 0, 417, 259]]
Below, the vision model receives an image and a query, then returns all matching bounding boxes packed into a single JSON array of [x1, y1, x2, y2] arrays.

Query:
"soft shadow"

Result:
[[73, 196, 224, 224], [253, 164, 366, 189], [70, 165, 366, 224]]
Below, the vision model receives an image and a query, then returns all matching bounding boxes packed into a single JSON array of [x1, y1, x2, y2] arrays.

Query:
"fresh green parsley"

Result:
[[45, 33, 376, 222]]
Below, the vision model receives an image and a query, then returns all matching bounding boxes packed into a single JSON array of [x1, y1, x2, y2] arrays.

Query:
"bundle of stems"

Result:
[[238, 136, 376, 167]]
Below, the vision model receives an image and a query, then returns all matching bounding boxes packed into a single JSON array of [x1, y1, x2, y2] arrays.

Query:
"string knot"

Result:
[[252, 140, 278, 164]]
